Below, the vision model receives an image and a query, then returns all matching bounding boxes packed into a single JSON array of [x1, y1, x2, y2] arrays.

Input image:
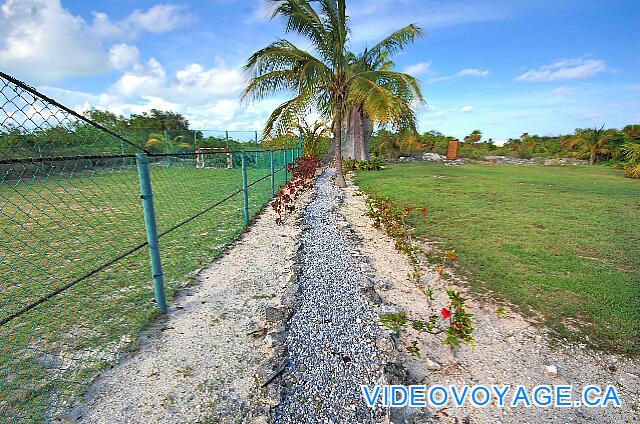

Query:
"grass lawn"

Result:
[[355, 163, 640, 354], [0, 155, 286, 422]]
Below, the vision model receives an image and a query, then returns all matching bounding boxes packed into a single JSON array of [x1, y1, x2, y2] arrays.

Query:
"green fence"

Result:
[[0, 71, 301, 422]]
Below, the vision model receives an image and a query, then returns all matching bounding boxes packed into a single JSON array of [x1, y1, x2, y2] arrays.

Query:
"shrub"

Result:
[[342, 157, 383, 172], [621, 142, 640, 179], [271, 156, 320, 224]]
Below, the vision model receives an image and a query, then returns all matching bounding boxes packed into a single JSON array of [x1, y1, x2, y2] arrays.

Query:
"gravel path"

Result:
[[274, 169, 387, 423], [69, 197, 307, 424]]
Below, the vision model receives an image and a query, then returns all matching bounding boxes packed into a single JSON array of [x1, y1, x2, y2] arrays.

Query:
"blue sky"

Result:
[[0, 0, 638, 142]]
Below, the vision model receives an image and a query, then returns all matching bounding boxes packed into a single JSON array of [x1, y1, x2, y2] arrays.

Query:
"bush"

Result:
[[271, 156, 320, 224], [342, 157, 383, 172]]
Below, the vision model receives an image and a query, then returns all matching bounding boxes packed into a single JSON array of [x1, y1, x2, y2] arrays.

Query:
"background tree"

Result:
[[144, 132, 192, 153], [463, 129, 482, 146], [564, 125, 610, 164]]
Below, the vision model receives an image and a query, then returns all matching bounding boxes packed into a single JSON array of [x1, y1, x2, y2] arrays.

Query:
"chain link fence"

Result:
[[0, 71, 301, 422]]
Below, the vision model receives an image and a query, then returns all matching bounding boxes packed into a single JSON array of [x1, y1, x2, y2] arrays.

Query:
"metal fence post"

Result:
[[283, 148, 288, 183], [254, 131, 259, 165], [270, 150, 275, 197], [135, 153, 168, 314], [241, 152, 249, 225], [163, 129, 171, 166]]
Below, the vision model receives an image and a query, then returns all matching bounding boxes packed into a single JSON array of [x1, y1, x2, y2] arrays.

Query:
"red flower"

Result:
[[421, 208, 427, 214], [441, 307, 451, 320]]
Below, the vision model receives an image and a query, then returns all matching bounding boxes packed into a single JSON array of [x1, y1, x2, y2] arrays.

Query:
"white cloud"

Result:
[[0, 0, 195, 84], [0, 0, 108, 83], [40, 56, 255, 130], [90, 12, 127, 39], [127, 4, 195, 33], [403, 61, 432, 76], [246, 0, 275, 23], [456, 68, 490, 77], [516, 58, 608, 82], [427, 68, 490, 84], [350, 2, 510, 43], [578, 112, 606, 121], [109, 44, 140, 70], [551, 86, 575, 96], [110, 59, 245, 104], [458, 105, 474, 113]]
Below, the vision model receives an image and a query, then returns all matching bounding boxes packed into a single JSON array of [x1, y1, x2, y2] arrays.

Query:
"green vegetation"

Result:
[[342, 157, 383, 172], [0, 108, 265, 160], [370, 124, 640, 179], [356, 162, 640, 353], [0, 162, 282, 422]]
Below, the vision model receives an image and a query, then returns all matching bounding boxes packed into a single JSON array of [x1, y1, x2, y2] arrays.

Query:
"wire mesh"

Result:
[[0, 71, 297, 422]]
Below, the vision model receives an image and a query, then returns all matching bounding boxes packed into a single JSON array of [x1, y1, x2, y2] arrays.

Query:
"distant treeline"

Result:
[[369, 125, 640, 178], [0, 108, 264, 159]]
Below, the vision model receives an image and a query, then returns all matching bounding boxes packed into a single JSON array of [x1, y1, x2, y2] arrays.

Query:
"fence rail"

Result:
[[0, 71, 302, 422]]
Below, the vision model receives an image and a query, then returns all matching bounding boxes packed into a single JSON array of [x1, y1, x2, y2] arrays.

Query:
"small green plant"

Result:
[[176, 365, 195, 378], [442, 290, 475, 348], [496, 306, 507, 318], [407, 340, 421, 357], [364, 194, 426, 285], [424, 288, 434, 299], [380, 311, 408, 332], [411, 319, 435, 332], [272, 156, 320, 224], [161, 394, 175, 408]]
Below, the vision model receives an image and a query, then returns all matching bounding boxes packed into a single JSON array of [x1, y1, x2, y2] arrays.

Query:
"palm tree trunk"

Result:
[[361, 111, 371, 160], [334, 97, 347, 187], [590, 147, 597, 165]]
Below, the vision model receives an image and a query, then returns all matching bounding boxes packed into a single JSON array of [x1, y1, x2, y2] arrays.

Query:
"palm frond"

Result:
[[269, 0, 332, 60], [366, 24, 424, 60], [263, 90, 315, 138]]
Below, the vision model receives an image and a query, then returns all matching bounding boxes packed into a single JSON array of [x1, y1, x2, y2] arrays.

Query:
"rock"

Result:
[[374, 279, 391, 291], [484, 155, 541, 165], [425, 358, 441, 371], [544, 364, 558, 376], [419, 272, 439, 285], [378, 303, 401, 316], [265, 306, 290, 322], [422, 152, 446, 162], [404, 357, 428, 383], [265, 331, 287, 348], [375, 337, 395, 353]]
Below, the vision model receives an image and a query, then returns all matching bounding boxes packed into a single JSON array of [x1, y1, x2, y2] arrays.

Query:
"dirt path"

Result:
[[341, 175, 640, 424], [274, 169, 387, 423], [68, 196, 309, 424]]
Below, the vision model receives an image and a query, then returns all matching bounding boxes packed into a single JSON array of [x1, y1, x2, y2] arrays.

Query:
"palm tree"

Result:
[[463, 129, 482, 146], [297, 118, 332, 157], [344, 26, 424, 160], [145, 132, 191, 153], [242, 0, 422, 187], [564, 125, 609, 165]]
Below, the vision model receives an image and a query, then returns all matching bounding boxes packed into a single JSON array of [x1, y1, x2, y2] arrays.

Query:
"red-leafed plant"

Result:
[[271, 156, 320, 224]]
